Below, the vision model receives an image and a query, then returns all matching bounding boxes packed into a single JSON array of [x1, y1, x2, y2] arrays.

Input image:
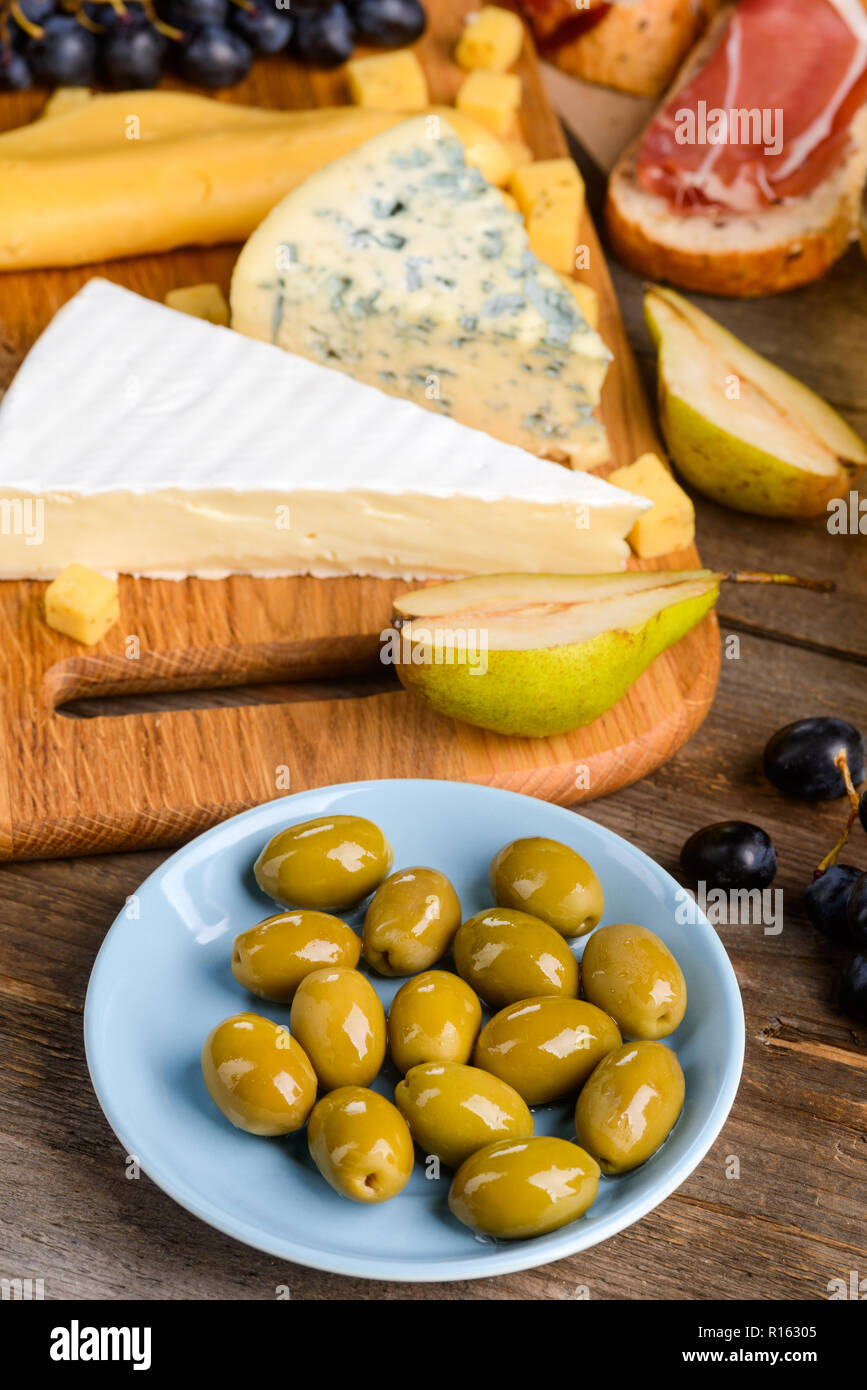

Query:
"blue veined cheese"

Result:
[[230, 115, 612, 468]]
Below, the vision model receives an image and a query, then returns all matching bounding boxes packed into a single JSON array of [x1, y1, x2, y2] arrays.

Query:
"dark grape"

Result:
[[0, 45, 32, 89], [291, 2, 354, 67], [763, 717, 865, 800], [104, 23, 167, 86], [681, 821, 777, 892], [351, 0, 425, 47], [231, 2, 293, 53], [860, 791, 867, 834], [839, 953, 867, 1022], [28, 15, 99, 86], [847, 872, 867, 949], [91, 2, 149, 28], [180, 23, 252, 84], [161, 0, 229, 29], [805, 864, 861, 944]]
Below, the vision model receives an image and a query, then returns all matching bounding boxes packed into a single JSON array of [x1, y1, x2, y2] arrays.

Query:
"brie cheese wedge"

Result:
[[0, 280, 647, 581]]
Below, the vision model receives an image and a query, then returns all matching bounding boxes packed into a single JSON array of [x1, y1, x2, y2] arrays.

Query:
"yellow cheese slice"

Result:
[[0, 94, 514, 270]]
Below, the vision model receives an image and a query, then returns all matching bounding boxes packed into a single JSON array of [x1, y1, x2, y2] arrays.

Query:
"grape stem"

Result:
[[10, 0, 44, 38], [68, 0, 106, 34], [141, 0, 182, 40], [815, 751, 864, 875]]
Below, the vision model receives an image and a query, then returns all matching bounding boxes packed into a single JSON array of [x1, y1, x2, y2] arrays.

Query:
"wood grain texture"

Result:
[[1, 633, 864, 1300], [0, 0, 719, 863], [0, 142, 865, 1299]]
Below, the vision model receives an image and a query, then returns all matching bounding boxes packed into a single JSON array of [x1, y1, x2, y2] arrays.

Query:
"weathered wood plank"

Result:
[[1, 631, 864, 1300]]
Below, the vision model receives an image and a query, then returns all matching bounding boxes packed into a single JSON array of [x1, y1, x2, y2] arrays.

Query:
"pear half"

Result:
[[391, 570, 719, 738], [645, 287, 867, 518]]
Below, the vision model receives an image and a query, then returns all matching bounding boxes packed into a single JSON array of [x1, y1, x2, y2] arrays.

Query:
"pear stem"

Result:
[[814, 751, 863, 875], [722, 570, 835, 594]]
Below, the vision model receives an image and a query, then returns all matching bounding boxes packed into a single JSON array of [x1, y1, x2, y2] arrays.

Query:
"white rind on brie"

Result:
[[0, 280, 648, 580]]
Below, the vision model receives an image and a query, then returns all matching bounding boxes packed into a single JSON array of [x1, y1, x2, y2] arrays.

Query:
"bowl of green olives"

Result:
[[85, 779, 744, 1281]]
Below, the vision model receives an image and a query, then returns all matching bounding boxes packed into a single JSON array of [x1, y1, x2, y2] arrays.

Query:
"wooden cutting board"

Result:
[[0, 0, 719, 862]]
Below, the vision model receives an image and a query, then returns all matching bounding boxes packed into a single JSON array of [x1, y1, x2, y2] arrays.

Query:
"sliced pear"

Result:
[[392, 570, 719, 738], [645, 287, 867, 518]]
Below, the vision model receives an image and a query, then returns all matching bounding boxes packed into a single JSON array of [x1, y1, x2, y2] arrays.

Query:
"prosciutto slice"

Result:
[[637, 0, 867, 212]]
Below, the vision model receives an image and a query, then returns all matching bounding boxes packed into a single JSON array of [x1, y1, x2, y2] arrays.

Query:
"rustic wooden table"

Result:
[[1, 120, 866, 1302]]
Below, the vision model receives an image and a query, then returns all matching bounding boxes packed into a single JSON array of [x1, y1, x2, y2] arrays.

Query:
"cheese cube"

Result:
[[525, 196, 582, 273], [500, 190, 519, 212], [561, 277, 599, 331], [509, 158, 584, 273], [456, 6, 524, 72], [509, 158, 583, 216], [503, 139, 533, 169], [44, 563, 119, 646], [607, 453, 695, 558], [165, 283, 229, 326], [347, 50, 429, 111], [456, 70, 521, 137]]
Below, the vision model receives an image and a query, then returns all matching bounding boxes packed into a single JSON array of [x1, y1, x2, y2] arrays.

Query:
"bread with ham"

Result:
[[517, 1, 723, 98], [605, 0, 867, 295]]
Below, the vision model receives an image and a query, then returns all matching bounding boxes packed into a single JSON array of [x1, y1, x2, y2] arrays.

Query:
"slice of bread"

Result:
[[536, 0, 723, 99], [605, 3, 867, 295]]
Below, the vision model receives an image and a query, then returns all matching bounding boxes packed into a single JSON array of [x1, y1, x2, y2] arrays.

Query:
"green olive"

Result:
[[201, 1012, 316, 1136], [449, 1137, 600, 1239], [395, 1062, 533, 1169], [453, 908, 579, 1009], [581, 923, 687, 1039], [490, 837, 604, 938], [254, 816, 393, 912], [231, 910, 361, 1002], [289, 967, 386, 1091], [574, 1041, 685, 1173], [308, 1086, 414, 1203], [388, 970, 482, 1074], [473, 997, 621, 1105], [362, 867, 461, 977]]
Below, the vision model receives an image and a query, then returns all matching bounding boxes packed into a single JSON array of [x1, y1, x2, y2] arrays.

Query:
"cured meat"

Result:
[[637, 0, 867, 212]]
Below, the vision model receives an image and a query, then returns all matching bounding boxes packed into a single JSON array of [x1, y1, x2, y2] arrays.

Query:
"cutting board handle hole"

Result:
[[53, 670, 402, 720], [43, 636, 399, 716]]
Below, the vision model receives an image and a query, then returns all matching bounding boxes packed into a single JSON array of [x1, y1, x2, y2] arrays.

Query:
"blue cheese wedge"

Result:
[[0, 280, 647, 580], [231, 115, 611, 468]]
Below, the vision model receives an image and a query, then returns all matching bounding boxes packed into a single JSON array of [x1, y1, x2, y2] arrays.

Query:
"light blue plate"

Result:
[[84, 779, 744, 1282]]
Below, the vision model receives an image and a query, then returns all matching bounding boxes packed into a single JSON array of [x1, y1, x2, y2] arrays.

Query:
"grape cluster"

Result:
[[0, 0, 426, 91]]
